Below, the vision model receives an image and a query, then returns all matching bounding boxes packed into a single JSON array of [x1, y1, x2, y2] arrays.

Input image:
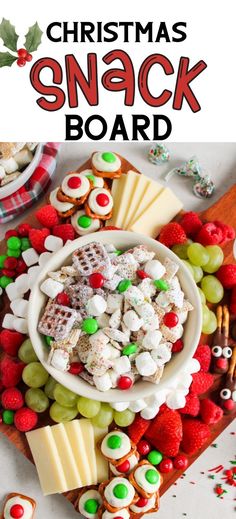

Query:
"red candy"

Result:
[[18, 223, 31, 236], [96, 193, 109, 206], [163, 312, 179, 328], [159, 459, 173, 473], [173, 454, 189, 470], [5, 230, 18, 239], [116, 460, 130, 473], [9, 504, 24, 518], [67, 176, 81, 189], [1, 387, 24, 410], [89, 272, 104, 289], [2, 269, 15, 277], [136, 498, 148, 508], [14, 407, 38, 432], [223, 399, 234, 411], [137, 439, 151, 456], [69, 362, 84, 375], [16, 259, 27, 274], [172, 339, 184, 353], [4, 257, 18, 269], [56, 292, 70, 306], [136, 270, 149, 280], [117, 376, 133, 390]]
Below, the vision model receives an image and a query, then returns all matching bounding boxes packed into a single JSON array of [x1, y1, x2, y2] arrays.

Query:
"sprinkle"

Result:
[[200, 472, 205, 475], [172, 495, 176, 498], [212, 443, 218, 448], [190, 481, 196, 485], [209, 465, 224, 473], [209, 475, 215, 480], [230, 460, 236, 465]]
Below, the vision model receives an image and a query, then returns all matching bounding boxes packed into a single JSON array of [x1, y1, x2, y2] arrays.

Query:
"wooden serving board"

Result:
[[0, 154, 235, 510]]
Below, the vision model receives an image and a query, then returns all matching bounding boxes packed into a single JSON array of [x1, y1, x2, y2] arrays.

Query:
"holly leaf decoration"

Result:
[[24, 22, 43, 52], [0, 18, 18, 52], [0, 51, 17, 68]]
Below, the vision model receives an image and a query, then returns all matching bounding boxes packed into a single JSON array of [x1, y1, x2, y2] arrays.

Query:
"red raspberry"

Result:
[[193, 344, 211, 372], [179, 393, 200, 417], [36, 205, 59, 228], [179, 212, 203, 237], [29, 228, 50, 253], [181, 419, 210, 455], [14, 407, 38, 432], [1, 387, 24, 410], [172, 339, 184, 353], [159, 222, 187, 248], [213, 221, 235, 245], [190, 372, 214, 395], [18, 223, 31, 237], [0, 355, 25, 388], [16, 259, 27, 274], [0, 330, 25, 356], [5, 230, 18, 240], [52, 224, 75, 243], [216, 264, 236, 289], [195, 223, 223, 245], [159, 459, 174, 473], [56, 292, 70, 306], [173, 454, 188, 470], [200, 398, 223, 425], [128, 414, 151, 444]]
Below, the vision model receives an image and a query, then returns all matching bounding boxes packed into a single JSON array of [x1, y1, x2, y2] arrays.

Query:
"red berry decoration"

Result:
[[16, 259, 27, 274], [18, 223, 31, 237], [9, 504, 24, 518], [96, 193, 109, 206], [1, 387, 24, 410], [5, 230, 18, 239], [216, 264, 236, 289], [56, 292, 70, 306], [159, 458, 173, 473], [117, 376, 133, 390], [163, 312, 179, 328], [172, 339, 184, 353], [215, 485, 224, 496], [89, 272, 104, 289], [14, 407, 38, 432], [17, 48, 27, 58], [116, 460, 130, 473], [25, 53, 33, 62], [136, 270, 149, 279], [173, 454, 189, 470], [136, 498, 148, 508], [17, 58, 26, 67], [137, 439, 151, 456], [67, 176, 81, 189], [69, 362, 84, 375]]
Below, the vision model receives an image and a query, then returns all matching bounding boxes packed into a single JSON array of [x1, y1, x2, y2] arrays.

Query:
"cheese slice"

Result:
[[123, 174, 150, 229], [128, 179, 163, 228], [26, 426, 68, 495], [130, 187, 183, 238], [51, 423, 82, 490], [106, 174, 127, 226], [64, 420, 92, 486], [79, 419, 97, 484], [114, 170, 140, 228], [93, 426, 109, 483]]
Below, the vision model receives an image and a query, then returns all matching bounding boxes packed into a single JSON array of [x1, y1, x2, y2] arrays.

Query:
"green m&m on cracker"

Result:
[[107, 434, 122, 449], [102, 152, 116, 163]]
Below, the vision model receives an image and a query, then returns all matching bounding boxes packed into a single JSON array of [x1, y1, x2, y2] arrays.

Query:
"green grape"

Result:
[[172, 243, 189, 259], [202, 309, 217, 334], [22, 362, 49, 388], [191, 265, 203, 283], [187, 243, 209, 266], [54, 383, 79, 408], [198, 287, 206, 304], [18, 339, 38, 363], [44, 376, 57, 400], [91, 403, 113, 428], [25, 388, 49, 413], [77, 396, 101, 418], [114, 409, 135, 427], [182, 260, 194, 277], [50, 401, 78, 423], [202, 304, 210, 328], [203, 245, 224, 273], [201, 275, 224, 304]]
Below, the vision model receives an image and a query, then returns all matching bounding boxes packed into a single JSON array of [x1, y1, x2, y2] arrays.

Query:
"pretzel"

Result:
[[211, 305, 232, 374], [99, 478, 138, 513], [74, 486, 102, 516], [84, 201, 113, 221], [1, 493, 36, 519], [129, 460, 162, 499], [72, 241, 111, 277], [38, 300, 78, 340], [129, 492, 160, 518], [48, 189, 77, 218], [57, 185, 91, 207], [218, 345, 236, 414], [98, 436, 137, 467], [91, 163, 122, 179]]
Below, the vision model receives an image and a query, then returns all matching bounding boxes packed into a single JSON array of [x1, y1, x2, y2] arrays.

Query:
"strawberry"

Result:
[[179, 393, 200, 417], [28, 228, 50, 253], [193, 344, 211, 372], [216, 264, 236, 289], [52, 223, 75, 243], [18, 223, 31, 237], [36, 205, 59, 228], [179, 212, 203, 237], [200, 398, 223, 425], [145, 409, 182, 457], [181, 418, 210, 455], [190, 372, 214, 395], [1, 387, 24, 410], [195, 223, 223, 246], [128, 414, 150, 444], [158, 222, 187, 248], [100, 226, 121, 231], [0, 355, 25, 388], [0, 330, 25, 357], [213, 221, 235, 245], [14, 407, 38, 432]]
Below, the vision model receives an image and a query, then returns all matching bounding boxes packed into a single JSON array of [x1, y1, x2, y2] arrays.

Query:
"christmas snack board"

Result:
[[0, 153, 235, 516]]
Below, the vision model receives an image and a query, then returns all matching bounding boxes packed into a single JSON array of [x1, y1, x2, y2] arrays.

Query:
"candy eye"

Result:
[[212, 346, 222, 357], [222, 347, 232, 359], [232, 390, 236, 402], [220, 388, 231, 400]]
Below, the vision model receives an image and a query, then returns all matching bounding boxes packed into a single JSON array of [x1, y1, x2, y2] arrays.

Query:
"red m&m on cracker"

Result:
[[9, 504, 24, 518], [67, 176, 82, 189]]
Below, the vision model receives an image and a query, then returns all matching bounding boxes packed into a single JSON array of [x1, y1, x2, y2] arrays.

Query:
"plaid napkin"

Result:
[[0, 142, 60, 224]]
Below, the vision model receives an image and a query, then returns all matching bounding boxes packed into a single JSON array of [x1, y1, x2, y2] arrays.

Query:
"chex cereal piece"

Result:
[[115, 262, 137, 281], [114, 252, 138, 267], [93, 373, 113, 391], [167, 288, 184, 308], [65, 282, 93, 310], [51, 329, 81, 353], [138, 278, 156, 299], [152, 302, 166, 322], [72, 241, 111, 276], [85, 352, 112, 376], [125, 285, 144, 306], [155, 291, 170, 308], [162, 257, 179, 281], [38, 300, 78, 340], [48, 270, 68, 283], [102, 263, 118, 280], [89, 330, 110, 348], [76, 334, 91, 363], [160, 323, 184, 342], [143, 365, 164, 384], [79, 370, 94, 385], [104, 274, 123, 291], [97, 313, 110, 328], [127, 245, 155, 264], [182, 299, 194, 312], [40, 278, 64, 299], [103, 327, 129, 344], [109, 309, 121, 329], [113, 356, 131, 374], [106, 294, 123, 314], [151, 343, 172, 366], [61, 265, 78, 277]]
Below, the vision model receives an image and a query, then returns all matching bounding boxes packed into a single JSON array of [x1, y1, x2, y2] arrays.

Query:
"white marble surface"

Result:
[[0, 143, 236, 518]]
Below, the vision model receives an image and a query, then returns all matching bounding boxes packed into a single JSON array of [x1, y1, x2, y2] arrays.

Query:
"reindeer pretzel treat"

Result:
[[1, 493, 36, 519], [219, 345, 236, 413], [129, 460, 162, 498], [91, 152, 122, 178], [211, 305, 232, 374]]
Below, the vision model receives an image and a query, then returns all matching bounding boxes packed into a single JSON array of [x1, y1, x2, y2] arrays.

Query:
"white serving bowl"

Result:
[[0, 143, 44, 200], [28, 231, 202, 403]]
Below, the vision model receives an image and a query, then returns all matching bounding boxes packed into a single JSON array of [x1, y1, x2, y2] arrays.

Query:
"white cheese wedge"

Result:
[[114, 170, 140, 228], [51, 423, 82, 490], [129, 187, 183, 238], [26, 426, 68, 495], [78, 419, 97, 484], [64, 420, 93, 486], [123, 174, 150, 229], [106, 174, 127, 226], [93, 426, 109, 482], [128, 179, 163, 228]]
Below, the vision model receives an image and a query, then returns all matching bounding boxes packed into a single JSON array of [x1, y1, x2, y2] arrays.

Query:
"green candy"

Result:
[[78, 215, 92, 229], [118, 279, 132, 293], [122, 343, 137, 356], [0, 275, 13, 288], [102, 152, 116, 163], [84, 499, 99, 514], [7, 248, 21, 258], [145, 468, 159, 484], [82, 318, 98, 335], [107, 434, 122, 449], [45, 335, 53, 347], [86, 174, 95, 183], [7, 236, 21, 250], [0, 255, 7, 268], [3, 409, 14, 425], [147, 450, 163, 465], [154, 279, 169, 291], [114, 250, 123, 256], [113, 483, 128, 499], [21, 237, 31, 251]]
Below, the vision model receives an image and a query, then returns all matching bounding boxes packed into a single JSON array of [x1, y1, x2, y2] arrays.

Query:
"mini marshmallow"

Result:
[[86, 295, 107, 316], [50, 349, 69, 371], [0, 287, 2, 296], [135, 302, 155, 319], [28, 266, 42, 283], [155, 292, 170, 308], [141, 403, 160, 420], [10, 298, 29, 318], [144, 259, 166, 280], [107, 368, 119, 387], [135, 352, 157, 376], [166, 391, 186, 410], [44, 235, 63, 252], [142, 330, 162, 350], [186, 358, 200, 374], [40, 278, 64, 299], [2, 313, 15, 330], [104, 344, 120, 360], [176, 310, 188, 324], [0, 157, 18, 174], [0, 165, 6, 180], [151, 343, 172, 366], [123, 310, 143, 331], [5, 282, 22, 301], [22, 248, 39, 267], [13, 317, 28, 334], [93, 372, 112, 391], [146, 390, 168, 407], [14, 148, 33, 168], [113, 356, 131, 375], [89, 330, 110, 348], [39, 252, 52, 267], [15, 274, 30, 294], [138, 278, 156, 298], [128, 399, 147, 413], [110, 401, 130, 411], [142, 314, 160, 332], [125, 286, 144, 307]]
